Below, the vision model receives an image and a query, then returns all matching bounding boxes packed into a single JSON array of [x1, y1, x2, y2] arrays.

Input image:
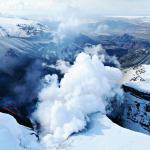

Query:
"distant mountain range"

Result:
[[0, 16, 150, 68]]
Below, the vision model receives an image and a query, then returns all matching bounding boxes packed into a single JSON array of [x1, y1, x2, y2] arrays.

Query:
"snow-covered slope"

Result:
[[52, 113, 150, 150], [1, 112, 150, 150], [0, 113, 42, 150]]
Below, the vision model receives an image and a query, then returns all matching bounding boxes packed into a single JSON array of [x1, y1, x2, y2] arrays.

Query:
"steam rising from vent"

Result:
[[84, 44, 121, 67], [52, 18, 81, 44], [84, 44, 105, 58], [32, 52, 123, 147]]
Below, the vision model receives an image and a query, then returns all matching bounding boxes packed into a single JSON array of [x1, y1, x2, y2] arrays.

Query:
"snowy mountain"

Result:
[[0, 16, 150, 67], [1, 16, 150, 150], [0, 17, 48, 38]]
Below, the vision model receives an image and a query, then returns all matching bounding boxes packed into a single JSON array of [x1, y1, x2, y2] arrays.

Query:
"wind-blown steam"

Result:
[[33, 52, 123, 148], [84, 44, 121, 67]]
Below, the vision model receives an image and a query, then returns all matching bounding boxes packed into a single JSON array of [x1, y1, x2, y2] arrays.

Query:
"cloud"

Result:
[[0, 0, 150, 20]]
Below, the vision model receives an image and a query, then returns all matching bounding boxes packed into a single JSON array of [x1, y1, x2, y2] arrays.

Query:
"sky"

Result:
[[0, 0, 150, 20]]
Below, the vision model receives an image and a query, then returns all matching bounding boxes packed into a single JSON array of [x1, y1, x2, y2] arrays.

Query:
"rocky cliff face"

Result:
[[107, 85, 150, 135], [123, 86, 150, 135]]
